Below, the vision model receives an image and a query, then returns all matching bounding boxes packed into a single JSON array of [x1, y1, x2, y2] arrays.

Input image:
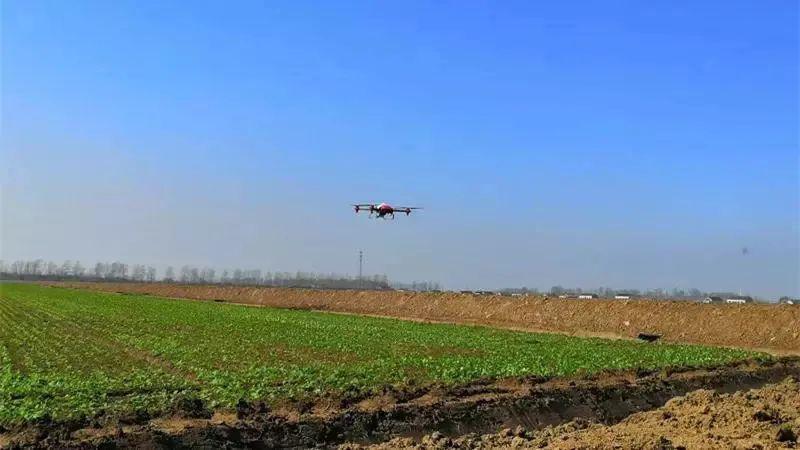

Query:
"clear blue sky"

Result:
[[2, 1, 798, 297]]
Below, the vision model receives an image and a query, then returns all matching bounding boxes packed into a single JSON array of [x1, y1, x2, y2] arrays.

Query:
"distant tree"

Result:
[[110, 262, 128, 279], [73, 261, 86, 277], [164, 266, 175, 282], [200, 268, 215, 283], [180, 266, 192, 283], [94, 262, 105, 278], [11, 261, 21, 274], [550, 286, 564, 295], [249, 270, 262, 283], [60, 260, 74, 277], [145, 266, 157, 282], [31, 259, 44, 275], [131, 264, 146, 281]]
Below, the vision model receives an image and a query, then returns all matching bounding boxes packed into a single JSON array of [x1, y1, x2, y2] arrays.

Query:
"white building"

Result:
[[578, 293, 599, 299], [725, 295, 753, 304]]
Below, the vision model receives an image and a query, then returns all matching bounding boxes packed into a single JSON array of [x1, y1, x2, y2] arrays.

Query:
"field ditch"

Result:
[[48, 282, 800, 353]]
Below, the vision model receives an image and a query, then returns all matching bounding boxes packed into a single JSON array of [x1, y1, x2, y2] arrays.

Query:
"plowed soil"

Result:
[[47, 282, 800, 353], [3, 358, 799, 449]]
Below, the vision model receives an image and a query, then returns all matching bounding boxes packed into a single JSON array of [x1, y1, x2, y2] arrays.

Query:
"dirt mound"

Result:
[[363, 376, 800, 449], [49, 282, 800, 353], [3, 358, 799, 449]]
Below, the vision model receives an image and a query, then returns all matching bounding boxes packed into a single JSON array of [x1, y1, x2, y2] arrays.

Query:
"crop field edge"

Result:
[[0, 283, 773, 442], [2, 356, 798, 449]]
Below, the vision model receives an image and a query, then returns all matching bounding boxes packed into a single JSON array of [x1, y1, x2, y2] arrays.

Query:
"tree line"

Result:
[[389, 281, 442, 292], [0, 259, 395, 290]]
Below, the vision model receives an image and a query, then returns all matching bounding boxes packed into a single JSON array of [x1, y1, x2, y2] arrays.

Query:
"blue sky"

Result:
[[2, 1, 798, 297]]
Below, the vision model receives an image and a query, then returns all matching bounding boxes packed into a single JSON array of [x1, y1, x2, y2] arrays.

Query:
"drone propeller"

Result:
[[353, 204, 375, 213]]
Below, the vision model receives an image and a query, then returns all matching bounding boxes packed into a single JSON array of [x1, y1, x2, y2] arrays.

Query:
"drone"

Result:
[[352, 203, 422, 219]]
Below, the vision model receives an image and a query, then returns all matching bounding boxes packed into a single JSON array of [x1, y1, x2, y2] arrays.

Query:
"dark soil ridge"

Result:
[[3, 358, 799, 449]]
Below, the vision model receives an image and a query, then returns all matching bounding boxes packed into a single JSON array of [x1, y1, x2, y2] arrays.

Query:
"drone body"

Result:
[[353, 203, 421, 219]]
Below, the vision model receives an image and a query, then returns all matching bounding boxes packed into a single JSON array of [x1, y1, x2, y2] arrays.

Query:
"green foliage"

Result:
[[0, 283, 762, 426]]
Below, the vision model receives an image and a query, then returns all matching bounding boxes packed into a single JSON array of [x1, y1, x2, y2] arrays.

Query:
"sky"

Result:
[[1, 0, 798, 298]]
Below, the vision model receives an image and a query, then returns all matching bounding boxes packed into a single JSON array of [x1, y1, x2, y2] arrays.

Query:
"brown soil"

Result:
[[3, 358, 799, 449], [361, 376, 800, 449], [47, 282, 800, 353]]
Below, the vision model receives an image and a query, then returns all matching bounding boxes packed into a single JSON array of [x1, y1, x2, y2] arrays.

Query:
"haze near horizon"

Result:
[[1, 1, 798, 298]]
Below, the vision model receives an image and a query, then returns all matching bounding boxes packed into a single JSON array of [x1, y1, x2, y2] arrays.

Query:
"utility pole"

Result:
[[358, 250, 363, 290]]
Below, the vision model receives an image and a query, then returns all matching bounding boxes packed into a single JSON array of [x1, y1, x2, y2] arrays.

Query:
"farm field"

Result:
[[0, 283, 761, 430], [50, 281, 800, 353]]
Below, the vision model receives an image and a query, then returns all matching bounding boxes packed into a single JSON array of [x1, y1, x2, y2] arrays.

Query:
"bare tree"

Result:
[[180, 266, 192, 283], [73, 261, 86, 277], [110, 262, 128, 279], [200, 268, 216, 283], [132, 264, 146, 281], [61, 260, 74, 277], [145, 266, 157, 282]]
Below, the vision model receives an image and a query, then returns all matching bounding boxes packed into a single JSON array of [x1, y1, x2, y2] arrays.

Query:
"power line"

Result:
[[358, 250, 363, 290]]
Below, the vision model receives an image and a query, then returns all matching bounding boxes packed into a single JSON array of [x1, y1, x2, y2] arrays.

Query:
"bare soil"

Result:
[[47, 282, 800, 353], [2, 358, 799, 449], [360, 376, 800, 449]]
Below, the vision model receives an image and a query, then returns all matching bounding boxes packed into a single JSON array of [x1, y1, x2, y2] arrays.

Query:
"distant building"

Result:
[[578, 293, 599, 299], [614, 293, 635, 300], [703, 296, 724, 304], [459, 290, 474, 295], [558, 293, 578, 299], [725, 295, 754, 304], [779, 297, 797, 305]]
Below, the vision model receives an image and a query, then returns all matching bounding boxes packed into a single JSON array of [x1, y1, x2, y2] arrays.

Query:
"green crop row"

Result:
[[0, 283, 762, 426]]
